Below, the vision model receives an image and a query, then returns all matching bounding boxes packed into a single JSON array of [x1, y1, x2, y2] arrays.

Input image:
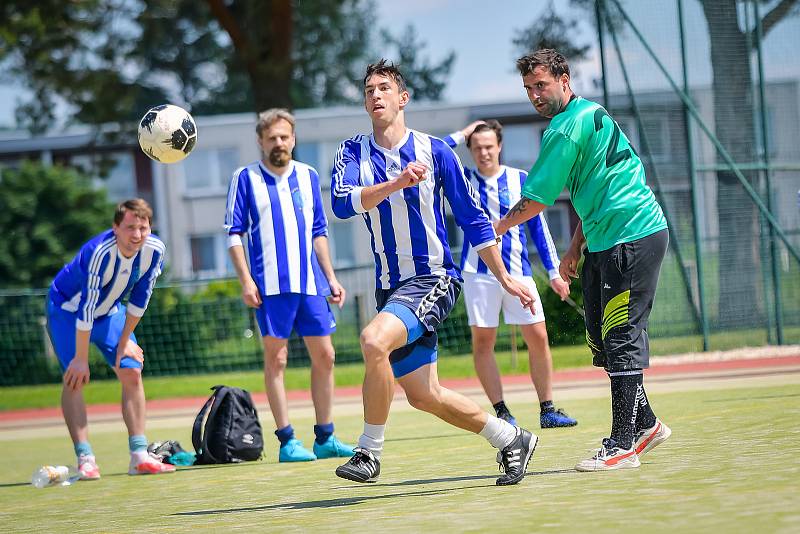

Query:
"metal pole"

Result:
[[677, 0, 709, 351], [595, 0, 610, 109], [753, 0, 784, 344]]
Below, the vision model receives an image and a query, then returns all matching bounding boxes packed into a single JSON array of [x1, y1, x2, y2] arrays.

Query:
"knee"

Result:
[[264, 348, 288, 373], [360, 326, 389, 364], [405, 388, 441, 414], [117, 368, 143, 389], [312, 347, 335, 372]]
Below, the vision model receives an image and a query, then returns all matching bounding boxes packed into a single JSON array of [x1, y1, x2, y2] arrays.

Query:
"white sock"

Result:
[[357, 422, 385, 459], [480, 414, 518, 449]]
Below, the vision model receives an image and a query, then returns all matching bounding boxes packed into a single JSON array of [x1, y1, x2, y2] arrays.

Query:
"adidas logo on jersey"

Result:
[[387, 162, 400, 172]]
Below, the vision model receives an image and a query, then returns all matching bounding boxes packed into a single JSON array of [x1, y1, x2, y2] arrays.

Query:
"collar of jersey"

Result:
[[369, 128, 411, 154], [473, 165, 506, 182], [258, 160, 295, 181]]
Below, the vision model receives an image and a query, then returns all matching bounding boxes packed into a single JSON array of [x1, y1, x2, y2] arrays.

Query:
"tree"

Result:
[[512, 1, 592, 64], [381, 24, 456, 101], [0, 161, 112, 288]]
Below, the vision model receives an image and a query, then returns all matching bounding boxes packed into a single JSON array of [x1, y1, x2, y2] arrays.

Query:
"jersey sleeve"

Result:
[[127, 240, 165, 317], [331, 138, 367, 219], [434, 140, 496, 251], [224, 167, 250, 248], [526, 214, 561, 279], [522, 131, 579, 206], [310, 168, 329, 238], [443, 131, 464, 149], [75, 242, 111, 331]]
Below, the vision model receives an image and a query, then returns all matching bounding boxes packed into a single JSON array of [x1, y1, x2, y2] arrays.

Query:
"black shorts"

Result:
[[375, 274, 461, 377], [582, 229, 668, 372]]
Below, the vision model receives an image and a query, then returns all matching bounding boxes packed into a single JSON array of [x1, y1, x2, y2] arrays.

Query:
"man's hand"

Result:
[[115, 339, 144, 369], [64, 358, 90, 391], [559, 246, 582, 284], [395, 162, 427, 189], [328, 279, 347, 309], [549, 277, 571, 301], [501, 276, 537, 314], [461, 120, 486, 139], [241, 277, 262, 308]]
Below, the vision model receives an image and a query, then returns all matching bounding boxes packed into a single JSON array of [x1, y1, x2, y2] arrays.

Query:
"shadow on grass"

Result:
[[173, 468, 576, 515]]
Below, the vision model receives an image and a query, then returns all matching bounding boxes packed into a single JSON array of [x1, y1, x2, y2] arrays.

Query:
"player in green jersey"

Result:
[[495, 49, 672, 472]]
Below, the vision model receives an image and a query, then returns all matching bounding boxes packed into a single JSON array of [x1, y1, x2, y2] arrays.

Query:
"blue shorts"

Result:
[[375, 274, 461, 378], [46, 298, 142, 372], [254, 293, 336, 339]]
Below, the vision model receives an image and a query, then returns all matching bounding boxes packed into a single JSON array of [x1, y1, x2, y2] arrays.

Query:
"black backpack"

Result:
[[192, 385, 264, 464]]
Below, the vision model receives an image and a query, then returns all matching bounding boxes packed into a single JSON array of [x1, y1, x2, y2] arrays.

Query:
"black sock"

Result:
[[609, 373, 643, 450], [634, 382, 657, 432], [493, 400, 510, 414], [540, 400, 555, 413]]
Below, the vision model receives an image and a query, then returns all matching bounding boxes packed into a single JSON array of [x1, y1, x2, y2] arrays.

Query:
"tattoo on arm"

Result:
[[507, 198, 532, 218]]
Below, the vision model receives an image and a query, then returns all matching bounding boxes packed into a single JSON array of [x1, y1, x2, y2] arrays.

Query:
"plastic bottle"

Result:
[[31, 465, 79, 488]]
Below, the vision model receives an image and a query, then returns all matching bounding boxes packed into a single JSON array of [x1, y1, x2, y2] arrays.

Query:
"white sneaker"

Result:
[[77, 454, 101, 480], [575, 438, 641, 472], [128, 452, 176, 475], [634, 419, 672, 457]]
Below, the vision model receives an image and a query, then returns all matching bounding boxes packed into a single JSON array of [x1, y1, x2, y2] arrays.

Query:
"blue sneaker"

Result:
[[279, 438, 317, 462], [495, 407, 517, 427], [540, 408, 578, 428], [313, 435, 356, 459]]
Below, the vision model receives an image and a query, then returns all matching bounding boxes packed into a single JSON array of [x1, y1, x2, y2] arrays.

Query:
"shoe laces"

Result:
[[350, 447, 376, 465]]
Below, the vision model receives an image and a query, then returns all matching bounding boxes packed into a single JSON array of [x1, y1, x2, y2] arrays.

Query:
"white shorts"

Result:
[[463, 272, 545, 328]]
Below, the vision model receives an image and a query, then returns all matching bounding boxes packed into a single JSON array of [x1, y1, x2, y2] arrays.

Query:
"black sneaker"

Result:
[[496, 427, 538, 486], [335, 447, 381, 483], [495, 406, 518, 426]]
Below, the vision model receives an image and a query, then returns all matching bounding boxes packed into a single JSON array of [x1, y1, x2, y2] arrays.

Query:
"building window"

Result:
[[189, 234, 233, 278], [71, 152, 137, 202], [293, 142, 320, 171], [183, 147, 239, 194], [501, 123, 544, 171], [541, 202, 570, 250]]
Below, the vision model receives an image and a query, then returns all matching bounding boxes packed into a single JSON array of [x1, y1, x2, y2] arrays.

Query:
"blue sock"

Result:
[[275, 425, 295, 446], [314, 423, 334, 445], [128, 435, 148, 453], [74, 441, 93, 458]]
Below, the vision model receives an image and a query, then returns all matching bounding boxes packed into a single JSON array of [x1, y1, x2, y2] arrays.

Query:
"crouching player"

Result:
[[46, 199, 175, 479]]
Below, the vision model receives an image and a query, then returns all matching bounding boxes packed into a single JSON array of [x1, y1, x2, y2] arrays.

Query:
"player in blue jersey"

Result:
[[445, 120, 577, 429], [331, 60, 538, 486], [47, 199, 175, 479], [225, 108, 354, 463]]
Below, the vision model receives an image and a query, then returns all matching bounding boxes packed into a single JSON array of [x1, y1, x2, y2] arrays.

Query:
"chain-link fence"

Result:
[[597, 0, 800, 350]]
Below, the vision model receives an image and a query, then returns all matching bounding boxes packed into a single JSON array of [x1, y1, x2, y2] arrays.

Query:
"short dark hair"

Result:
[[363, 59, 408, 93], [516, 48, 570, 79], [114, 198, 152, 225], [467, 119, 503, 147]]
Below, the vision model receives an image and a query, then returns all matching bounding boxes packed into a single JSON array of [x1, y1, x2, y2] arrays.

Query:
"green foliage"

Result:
[[0, 161, 112, 288], [512, 1, 591, 64], [380, 24, 456, 101]]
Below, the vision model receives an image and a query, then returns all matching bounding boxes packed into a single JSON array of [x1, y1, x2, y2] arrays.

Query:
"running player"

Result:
[[225, 108, 354, 462], [444, 119, 577, 429], [331, 60, 538, 486], [495, 49, 671, 471], [46, 199, 175, 478]]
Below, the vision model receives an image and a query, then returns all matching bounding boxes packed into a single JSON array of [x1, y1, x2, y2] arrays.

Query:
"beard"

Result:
[[268, 147, 291, 167]]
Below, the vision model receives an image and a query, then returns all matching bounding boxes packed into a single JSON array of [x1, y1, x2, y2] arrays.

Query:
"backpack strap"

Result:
[[192, 386, 230, 463]]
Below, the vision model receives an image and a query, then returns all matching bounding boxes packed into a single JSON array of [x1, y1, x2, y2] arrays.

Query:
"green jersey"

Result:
[[521, 96, 667, 252]]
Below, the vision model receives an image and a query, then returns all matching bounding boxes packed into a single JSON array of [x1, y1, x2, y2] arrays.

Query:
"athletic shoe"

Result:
[[634, 419, 672, 457], [77, 454, 101, 480], [540, 408, 578, 428], [495, 406, 517, 427], [279, 438, 317, 462], [313, 435, 355, 459], [575, 438, 640, 472], [128, 453, 177, 475], [335, 447, 381, 483], [496, 426, 538, 486]]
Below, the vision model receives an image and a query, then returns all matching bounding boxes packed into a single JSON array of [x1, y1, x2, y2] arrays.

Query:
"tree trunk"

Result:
[[701, 0, 762, 328]]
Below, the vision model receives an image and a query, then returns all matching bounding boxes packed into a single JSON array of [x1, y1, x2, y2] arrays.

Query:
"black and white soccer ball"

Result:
[[137, 104, 198, 164]]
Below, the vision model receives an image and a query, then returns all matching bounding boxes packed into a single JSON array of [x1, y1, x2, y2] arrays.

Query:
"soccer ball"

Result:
[[137, 104, 198, 164]]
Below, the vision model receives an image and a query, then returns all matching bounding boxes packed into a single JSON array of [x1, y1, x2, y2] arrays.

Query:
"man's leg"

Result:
[[519, 322, 553, 404], [61, 385, 90, 450], [359, 312, 407, 426], [470, 326, 503, 405], [262, 335, 291, 431]]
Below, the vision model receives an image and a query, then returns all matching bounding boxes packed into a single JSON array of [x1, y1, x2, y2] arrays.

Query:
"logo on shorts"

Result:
[[603, 283, 612, 289], [242, 434, 254, 445], [394, 295, 414, 303]]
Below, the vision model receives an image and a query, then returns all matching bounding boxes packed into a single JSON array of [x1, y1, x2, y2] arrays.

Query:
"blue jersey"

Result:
[[332, 129, 496, 289], [224, 160, 331, 297], [444, 132, 560, 279], [49, 230, 165, 331]]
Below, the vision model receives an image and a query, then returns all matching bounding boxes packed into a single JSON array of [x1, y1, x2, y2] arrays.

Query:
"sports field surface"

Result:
[[1, 356, 798, 533]]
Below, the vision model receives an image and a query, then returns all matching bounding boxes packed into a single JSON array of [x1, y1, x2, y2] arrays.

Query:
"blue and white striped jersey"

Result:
[[49, 230, 165, 331], [331, 129, 497, 289], [444, 133, 561, 280], [224, 160, 331, 297]]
